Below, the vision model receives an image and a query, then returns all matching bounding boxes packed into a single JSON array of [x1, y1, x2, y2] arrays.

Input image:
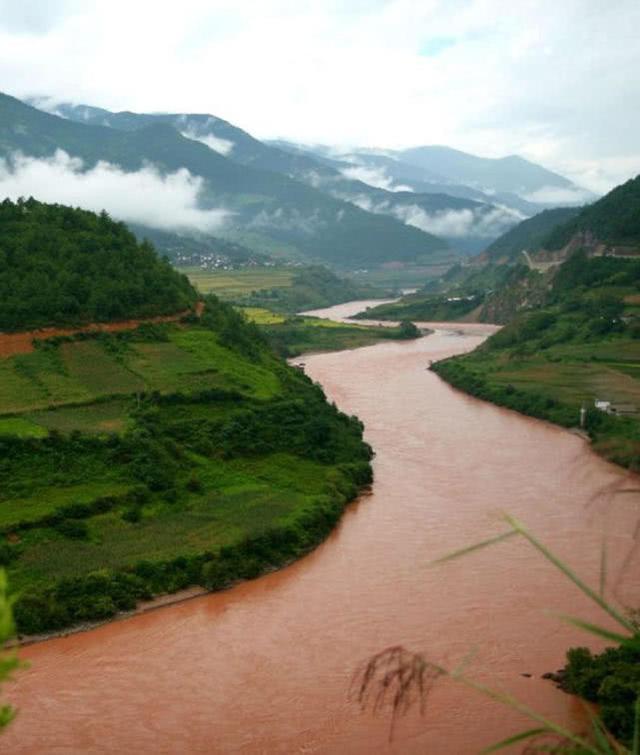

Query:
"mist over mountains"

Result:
[[0, 92, 596, 269]]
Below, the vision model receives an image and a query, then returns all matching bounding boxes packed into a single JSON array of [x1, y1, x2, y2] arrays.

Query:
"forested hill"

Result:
[[478, 207, 582, 264], [0, 198, 197, 331], [544, 175, 640, 250]]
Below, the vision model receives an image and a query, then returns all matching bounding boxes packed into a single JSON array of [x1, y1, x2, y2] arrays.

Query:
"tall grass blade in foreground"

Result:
[[0, 570, 23, 730], [356, 515, 639, 753]]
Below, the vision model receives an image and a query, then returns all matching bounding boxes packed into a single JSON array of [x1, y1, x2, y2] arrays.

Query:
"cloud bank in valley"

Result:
[[339, 164, 412, 193], [347, 192, 522, 238], [0, 150, 230, 232], [393, 204, 523, 238], [181, 126, 234, 156], [522, 185, 595, 205]]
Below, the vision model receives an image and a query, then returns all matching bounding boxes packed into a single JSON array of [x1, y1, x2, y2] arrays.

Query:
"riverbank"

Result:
[[1, 298, 374, 638], [431, 341, 640, 472], [13, 586, 208, 647]]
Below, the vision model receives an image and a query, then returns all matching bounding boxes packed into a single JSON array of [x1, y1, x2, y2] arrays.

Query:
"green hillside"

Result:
[[432, 252, 640, 470], [0, 93, 445, 269], [544, 175, 640, 250], [0, 198, 197, 331], [0, 203, 373, 636], [479, 207, 582, 264]]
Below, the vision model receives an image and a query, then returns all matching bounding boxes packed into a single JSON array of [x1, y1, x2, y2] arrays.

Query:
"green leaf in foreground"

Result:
[[480, 727, 550, 753], [429, 529, 517, 565], [0, 570, 22, 730]]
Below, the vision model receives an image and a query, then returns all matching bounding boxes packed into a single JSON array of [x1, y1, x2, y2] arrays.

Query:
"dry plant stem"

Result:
[[355, 646, 601, 752]]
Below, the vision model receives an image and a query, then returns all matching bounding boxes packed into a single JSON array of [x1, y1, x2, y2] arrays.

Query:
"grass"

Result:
[[468, 339, 640, 416], [0, 325, 283, 419], [182, 268, 295, 299], [0, 311, 372, 637], [169, 329, 281, 398], [0, 418, 48, 439], [60, 342, 143, 395], [358, 515, 640, 753], [28, 399, 133, 435], [7, 453, 340, 588], [261, 316, 421, 357], [433, 333, 640, 470], [0, 481, 132, 530], [238, 307, 286, 325]]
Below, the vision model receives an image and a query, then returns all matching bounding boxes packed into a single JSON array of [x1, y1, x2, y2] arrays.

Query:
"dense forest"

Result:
[[0, 198, 197, 331]]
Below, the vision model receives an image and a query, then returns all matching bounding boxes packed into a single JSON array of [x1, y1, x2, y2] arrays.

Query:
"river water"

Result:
[[5, 302, 639, 754]]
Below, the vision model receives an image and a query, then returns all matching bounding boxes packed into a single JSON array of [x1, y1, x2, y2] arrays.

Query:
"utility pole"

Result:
[[580, 404, 587, 429]]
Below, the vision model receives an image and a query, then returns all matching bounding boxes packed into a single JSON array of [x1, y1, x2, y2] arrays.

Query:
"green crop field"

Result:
[[0, 417, 48, 439], [28, 399, 134, 435], [0, 302, 373, 636], [7, 454, 334, 590], [0, 481, 132, 531], [238, 307, 287, 325], [182, 267, 295, 299], [0, 200, 375, 638]]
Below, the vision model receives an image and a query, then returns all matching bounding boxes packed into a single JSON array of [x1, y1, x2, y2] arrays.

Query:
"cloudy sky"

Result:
[[1, 0, 638, 193]]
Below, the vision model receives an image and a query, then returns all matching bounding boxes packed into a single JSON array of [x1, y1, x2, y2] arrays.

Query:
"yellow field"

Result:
[[237, 308, 286, 325], [181, 268, 295, 298]]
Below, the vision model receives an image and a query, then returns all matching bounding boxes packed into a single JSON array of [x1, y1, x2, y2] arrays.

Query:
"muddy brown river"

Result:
[[5, 302, 639, 754]]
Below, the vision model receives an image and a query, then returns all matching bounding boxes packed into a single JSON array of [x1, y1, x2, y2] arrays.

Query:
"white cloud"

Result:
[[522, 185, 594, 205], [345, 192, 523, 238], [392, 204, 520, 238], [246, 207, 325, 235], [0, 150, 230, 233], [181, 127, 234, 156], [339, 164, 413, 192]]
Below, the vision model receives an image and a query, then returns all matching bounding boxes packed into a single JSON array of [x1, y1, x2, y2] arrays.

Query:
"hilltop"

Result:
[[543, 174, 640, 252], [0, 198, 197, 331]]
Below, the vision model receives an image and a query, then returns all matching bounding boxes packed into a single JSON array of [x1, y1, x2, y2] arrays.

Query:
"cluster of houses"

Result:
[[594, 398, 636, 416], [173, 252, 272, 271]]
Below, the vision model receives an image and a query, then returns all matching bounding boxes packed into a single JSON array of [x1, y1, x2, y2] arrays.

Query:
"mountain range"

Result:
[[0, 92, 595, 270], [28, 99, 535, 252]]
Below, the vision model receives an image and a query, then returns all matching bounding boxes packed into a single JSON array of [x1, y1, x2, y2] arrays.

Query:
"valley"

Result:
[[0, 40, 638, 752]]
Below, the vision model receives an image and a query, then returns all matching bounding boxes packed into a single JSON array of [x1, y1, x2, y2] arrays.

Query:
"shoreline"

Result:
[[12, 586, 209, 647], [9, 306, 473, 648], [13, 484, 374, 648]]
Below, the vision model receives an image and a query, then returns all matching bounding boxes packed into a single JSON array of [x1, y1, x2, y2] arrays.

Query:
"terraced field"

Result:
[[0, 311, 372, 635], [182, 268, 295, 299]]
